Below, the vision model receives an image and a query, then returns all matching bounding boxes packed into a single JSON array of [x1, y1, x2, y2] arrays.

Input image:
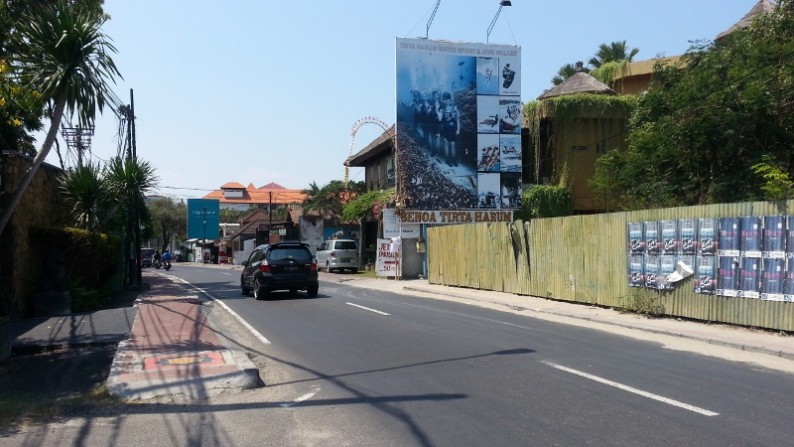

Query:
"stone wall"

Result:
[[0, 150, 69, 317]]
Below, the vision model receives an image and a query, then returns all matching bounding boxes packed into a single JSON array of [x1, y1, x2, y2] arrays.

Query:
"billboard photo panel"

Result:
[[396, 38, 521, 211]]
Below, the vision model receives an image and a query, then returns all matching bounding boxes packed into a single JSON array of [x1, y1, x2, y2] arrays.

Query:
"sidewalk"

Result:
[[105, 272, 259, 400]]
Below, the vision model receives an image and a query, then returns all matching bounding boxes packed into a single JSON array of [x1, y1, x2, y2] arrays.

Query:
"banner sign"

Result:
[[396, 38, 521, 211], [383, 209, 420, 238], [376, 238, 401, 277], [187, 199, 220, 240], [396, 209, 512, 225]]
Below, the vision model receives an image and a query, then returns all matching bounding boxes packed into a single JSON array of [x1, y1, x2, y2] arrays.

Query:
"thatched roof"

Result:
[[715, 0, 775, 41], [537, 62, 616, 100]]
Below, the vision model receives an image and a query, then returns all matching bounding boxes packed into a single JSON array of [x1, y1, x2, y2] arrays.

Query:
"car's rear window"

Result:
[[336, 241, 357, 250], [269, 247, 312, 262]]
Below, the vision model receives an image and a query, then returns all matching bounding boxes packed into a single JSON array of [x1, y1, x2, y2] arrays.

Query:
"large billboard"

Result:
[[396, 38, 521, 211], [187, 198, 220, 240]]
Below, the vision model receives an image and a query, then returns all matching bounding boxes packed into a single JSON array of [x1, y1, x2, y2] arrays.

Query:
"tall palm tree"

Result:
[[0, 3, 122, 236], [588, 41, 640, 68]]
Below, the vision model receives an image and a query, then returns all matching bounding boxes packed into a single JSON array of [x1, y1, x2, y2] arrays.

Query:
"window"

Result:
[[336, 241, 357, 250]]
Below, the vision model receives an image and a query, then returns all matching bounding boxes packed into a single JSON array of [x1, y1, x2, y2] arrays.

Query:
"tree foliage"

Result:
[[593, 1, 794, 208], [342, 188, 395, 222], [552, 41, 639, 86], [551, 63, 590, 86], [0, 1, 121, 236], [588, 41, 640, 68], [147, 196, 186, 251], [302, 180, 365, 223]]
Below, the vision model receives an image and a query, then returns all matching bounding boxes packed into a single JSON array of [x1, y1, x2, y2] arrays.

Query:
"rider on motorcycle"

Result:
[[161, 250, 172, 270]]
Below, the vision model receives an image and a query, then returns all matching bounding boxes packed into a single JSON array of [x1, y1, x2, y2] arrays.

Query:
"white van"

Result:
[[316, 239, 359, 273]]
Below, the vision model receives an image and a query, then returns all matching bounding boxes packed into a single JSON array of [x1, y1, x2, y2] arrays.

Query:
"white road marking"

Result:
[[346, 302, 391, 316], [172, 276, 271, 345], [542, 361, 719, 417], [280, 386, 321, 408]]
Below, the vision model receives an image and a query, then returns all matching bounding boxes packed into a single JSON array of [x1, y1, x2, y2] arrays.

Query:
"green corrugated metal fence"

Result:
[[427, 200, 794, 331]]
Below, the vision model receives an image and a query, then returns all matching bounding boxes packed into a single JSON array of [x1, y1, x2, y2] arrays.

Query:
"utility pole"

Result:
[[269, 191, 273, 243], [128, 89, 142, 287]]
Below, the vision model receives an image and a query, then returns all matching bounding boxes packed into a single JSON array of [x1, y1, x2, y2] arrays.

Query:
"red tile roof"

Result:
[[203, 182, 307, 206]]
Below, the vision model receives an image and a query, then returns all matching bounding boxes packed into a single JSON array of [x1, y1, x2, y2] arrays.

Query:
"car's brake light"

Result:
[[309, 262, 317, 272], [259, 262, 271, 273]]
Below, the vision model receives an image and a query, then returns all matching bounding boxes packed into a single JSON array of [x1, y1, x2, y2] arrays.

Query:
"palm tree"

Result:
[[105, 156, 158, 287], [58, 162, 109, 232], [551, 62, 590, 86], [0, 3, 122, 236], [588, 41, 640, 68]]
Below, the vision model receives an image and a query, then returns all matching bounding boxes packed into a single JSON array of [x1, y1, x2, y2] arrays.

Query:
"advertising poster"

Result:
[[375, 238, 400, 277], [739, 216, 762, 258], [698, 218, 716, 256], [785, 260, 794, 302], [645, 254, 660, 289], [763, 215, 786, 258], [788, 216, 794, 259], [499, 134, 522, 173], [500, 173, 522, 208], [680, 219, 696, 255], [658, 255, 677, 290], [645, 221, 661, 255], [396, 38, 521, 210], [718, 217, 740, 257], [717, 256, 740, 297], [661, 220, 678, 255], [761, 258, 785, 301], [628, 255, 644, 287], [628, 222, 645, 254], [739, 257, 760, 299], [695, 256, 716, 294]]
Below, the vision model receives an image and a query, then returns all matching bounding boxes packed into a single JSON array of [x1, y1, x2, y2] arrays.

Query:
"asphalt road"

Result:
[[167, 265, 794, 446], [7, 265, 792, 446]]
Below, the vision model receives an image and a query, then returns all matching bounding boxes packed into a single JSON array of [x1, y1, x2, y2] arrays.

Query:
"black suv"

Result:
[[240, 242, 319, 299]]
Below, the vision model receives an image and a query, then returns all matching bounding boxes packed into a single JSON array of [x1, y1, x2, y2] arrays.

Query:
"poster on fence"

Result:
[[761, 258, 785, 301], [718, 217, 740, 257], [645, 254, 660, 288], [645, 221, 661, 255], [785, 260, 794, 302], [698, 218, 717, 256], [740, 216, 762, 258], [739, 257, 760, 299], [763, 215, 786, 258], [680, 219, 696, 255], [661, 220, 678, 255], [628, 255, 644, 287], [695, 256, 716, 294], [717, 256, 740, 297], [658, 255, 677, 290], [628, 222, 644, 254]]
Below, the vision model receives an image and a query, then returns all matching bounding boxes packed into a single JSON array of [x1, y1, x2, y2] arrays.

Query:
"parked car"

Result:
[[316, 239, 359, 273], [240, 241, 319, 299], [140, 247, 156, 268]]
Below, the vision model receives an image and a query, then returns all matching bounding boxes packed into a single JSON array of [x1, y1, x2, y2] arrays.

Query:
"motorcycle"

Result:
[[154, 259, 162, 269], [164, 260, 172, 271]]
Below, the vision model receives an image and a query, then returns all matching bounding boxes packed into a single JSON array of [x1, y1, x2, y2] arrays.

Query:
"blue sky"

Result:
[[41, 0, 759, 199]]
